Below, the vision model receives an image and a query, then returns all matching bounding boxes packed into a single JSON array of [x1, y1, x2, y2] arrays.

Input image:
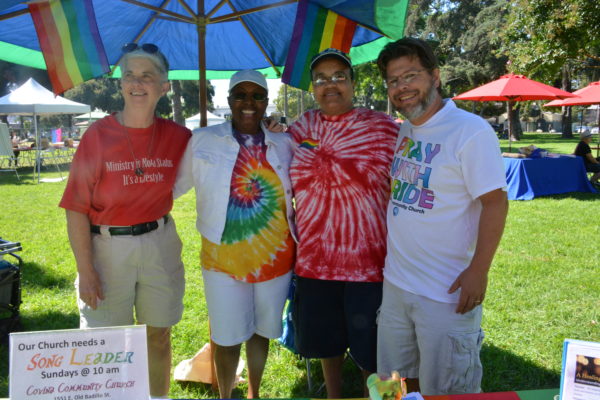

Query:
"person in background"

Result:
[[59, 43, 191, 398], [376, 37, 508, 396], [9, 130, 20, 166], [574, 130, 600, 187], [175, 70, 296, 399], [288, 48, 398, 398]]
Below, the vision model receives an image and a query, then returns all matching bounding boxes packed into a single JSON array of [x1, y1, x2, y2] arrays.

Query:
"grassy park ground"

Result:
[[0, 132, 598, 398]]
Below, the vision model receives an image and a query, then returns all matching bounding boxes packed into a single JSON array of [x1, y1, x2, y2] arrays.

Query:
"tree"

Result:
[[171, 80, 184, 125], [65, 77, 215, 122], [417, 0, 509, 99], [274, 85, 315, 121], [500, 0, 600, 137], [353, 62, 388, 112], [65, 77, 123, 113]]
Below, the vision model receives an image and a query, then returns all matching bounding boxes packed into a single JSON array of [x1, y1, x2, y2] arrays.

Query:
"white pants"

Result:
[[202, 269, 292, 346]]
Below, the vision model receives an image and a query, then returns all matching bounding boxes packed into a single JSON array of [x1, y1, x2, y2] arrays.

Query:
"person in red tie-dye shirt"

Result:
[[288, 48, 398, 398]]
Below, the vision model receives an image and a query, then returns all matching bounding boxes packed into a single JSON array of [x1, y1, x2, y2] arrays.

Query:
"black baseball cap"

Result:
[[309, 48, 352, 72]]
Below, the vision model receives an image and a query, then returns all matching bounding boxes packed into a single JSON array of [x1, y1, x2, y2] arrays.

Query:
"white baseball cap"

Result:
[[229, 70, 268, 92]]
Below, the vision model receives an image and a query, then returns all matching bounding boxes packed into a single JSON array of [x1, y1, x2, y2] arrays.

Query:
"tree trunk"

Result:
[[171, 80, 184, 126], [512, 103, 523, 139], [561, 66, 573, 138], [508, 101, 522, 144]]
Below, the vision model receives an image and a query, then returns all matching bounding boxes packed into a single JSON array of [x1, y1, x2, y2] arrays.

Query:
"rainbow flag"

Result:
[[282, 0, 357, 91], [299, 139, 320, 149], [28, 0, 109, 95]]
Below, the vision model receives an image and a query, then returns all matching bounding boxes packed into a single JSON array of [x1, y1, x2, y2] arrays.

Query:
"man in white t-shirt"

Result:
[[375, 38, 508, 396]]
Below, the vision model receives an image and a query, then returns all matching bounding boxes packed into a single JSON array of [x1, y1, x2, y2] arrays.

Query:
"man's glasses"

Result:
[[312, 71, 349, 87], [229, 92, 268, 102], [121, 43, 169, 71], [384, 69, 427, 89]]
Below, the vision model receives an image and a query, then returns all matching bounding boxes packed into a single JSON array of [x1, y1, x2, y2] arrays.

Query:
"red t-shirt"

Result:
[[289, 108, 399, 282], [59, 114, 191, 225]]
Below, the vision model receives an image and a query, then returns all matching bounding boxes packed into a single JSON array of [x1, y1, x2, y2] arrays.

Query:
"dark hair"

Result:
[[377, 37, 439, 80]]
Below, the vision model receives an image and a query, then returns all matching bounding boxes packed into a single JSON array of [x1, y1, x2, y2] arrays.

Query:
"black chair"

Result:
[[0, 237, 23, 342]]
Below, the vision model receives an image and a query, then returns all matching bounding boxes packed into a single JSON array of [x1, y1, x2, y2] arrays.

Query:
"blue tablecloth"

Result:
[[504, 156, 598, 200]]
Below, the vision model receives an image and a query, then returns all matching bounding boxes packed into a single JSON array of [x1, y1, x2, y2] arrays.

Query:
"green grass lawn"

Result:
[[0, 132, 598, 399]]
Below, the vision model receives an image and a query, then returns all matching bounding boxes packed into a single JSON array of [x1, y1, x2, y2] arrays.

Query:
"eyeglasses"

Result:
[[229, 92, 268, 102], [384, 69, 427, 89], [121, 42, 169, 71], [312, 72, 349, 87]]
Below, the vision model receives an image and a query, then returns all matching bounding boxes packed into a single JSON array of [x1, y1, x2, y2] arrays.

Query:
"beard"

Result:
[[396, 80, 439, 122]]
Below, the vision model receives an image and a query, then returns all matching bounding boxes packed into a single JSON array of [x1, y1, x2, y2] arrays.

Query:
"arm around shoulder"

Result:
[[173, 141, 194, 199]]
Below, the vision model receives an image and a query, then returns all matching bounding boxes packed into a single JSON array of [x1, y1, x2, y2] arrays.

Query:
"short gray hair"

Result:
[[120, 50, 169, 82]]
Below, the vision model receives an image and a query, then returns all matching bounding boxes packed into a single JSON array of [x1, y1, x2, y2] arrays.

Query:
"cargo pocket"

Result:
[[440, 329, 484, 394]]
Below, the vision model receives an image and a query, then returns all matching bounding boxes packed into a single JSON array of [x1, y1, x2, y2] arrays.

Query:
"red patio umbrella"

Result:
[[453, 74, 577, 150], [546, 81, 600, 156], [545, 81, 600, 107], [546, 81, 600, 125]]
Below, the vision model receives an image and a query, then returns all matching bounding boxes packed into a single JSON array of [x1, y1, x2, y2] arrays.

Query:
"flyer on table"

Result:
[[9, 325, 149, 400], [561, 339, 600, 400]]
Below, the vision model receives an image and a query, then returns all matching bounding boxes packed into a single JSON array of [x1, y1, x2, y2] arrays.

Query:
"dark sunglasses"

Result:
[[229, 92, 268, 102], [121, 43, 169, 71]]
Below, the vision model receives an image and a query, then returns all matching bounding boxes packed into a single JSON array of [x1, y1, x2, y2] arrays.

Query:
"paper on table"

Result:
[[560, 339, 600, 400]]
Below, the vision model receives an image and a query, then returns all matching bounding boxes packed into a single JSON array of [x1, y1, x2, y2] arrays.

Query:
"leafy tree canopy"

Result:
[[501, 0, 600, 81]]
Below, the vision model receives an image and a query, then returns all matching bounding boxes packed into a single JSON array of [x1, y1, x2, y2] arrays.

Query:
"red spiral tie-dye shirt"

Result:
[[289, 108, 399, 282]]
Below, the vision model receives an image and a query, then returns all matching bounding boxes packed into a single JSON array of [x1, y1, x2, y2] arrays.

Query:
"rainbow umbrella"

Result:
[[0, 0, 409, 126]]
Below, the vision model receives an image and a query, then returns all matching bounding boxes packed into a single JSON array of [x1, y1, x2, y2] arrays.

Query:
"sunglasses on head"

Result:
[[121, 43, 169, 71]]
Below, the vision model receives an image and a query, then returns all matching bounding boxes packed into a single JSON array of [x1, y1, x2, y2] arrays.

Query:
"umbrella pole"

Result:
[[34, 112, 40, 184], [507, 101, 512, 152], [597, 107, 600, 157], [283, 84, 288, 120], [198, 0, 207, 128]]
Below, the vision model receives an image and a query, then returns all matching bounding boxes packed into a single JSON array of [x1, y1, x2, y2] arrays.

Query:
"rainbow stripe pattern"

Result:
[[28, 0, 109, 94], [299, 139, 320, 149], [282, 0, 357, 91]]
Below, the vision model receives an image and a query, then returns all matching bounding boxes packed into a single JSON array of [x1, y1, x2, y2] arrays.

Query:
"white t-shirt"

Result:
[[384, 99, 506, 304]]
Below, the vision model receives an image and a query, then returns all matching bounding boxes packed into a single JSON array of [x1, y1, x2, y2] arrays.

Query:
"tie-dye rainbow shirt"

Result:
[[289, 108, 399, 282], [201, 130, 294, 283]]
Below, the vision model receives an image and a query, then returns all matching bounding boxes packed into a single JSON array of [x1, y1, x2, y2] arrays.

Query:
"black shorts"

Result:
[[292, 276, 382, 372], [585, 161, 600, 173]]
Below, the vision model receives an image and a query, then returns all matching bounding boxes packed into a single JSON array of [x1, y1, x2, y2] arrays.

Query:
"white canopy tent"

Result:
[[185, 111, 226, 130], [0, 78, 90, 182], [73, 110, 109, 120]]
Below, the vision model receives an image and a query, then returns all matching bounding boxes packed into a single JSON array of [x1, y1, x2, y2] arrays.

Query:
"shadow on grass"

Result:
[[22, 261, 74, 290], [281, 344, 560, 397], [286, 355, 364, 398], [542, 192, 599, 201], [0, 163, 72, 185], [481, 343, 560, 392], [0, 310, 79, 397]]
